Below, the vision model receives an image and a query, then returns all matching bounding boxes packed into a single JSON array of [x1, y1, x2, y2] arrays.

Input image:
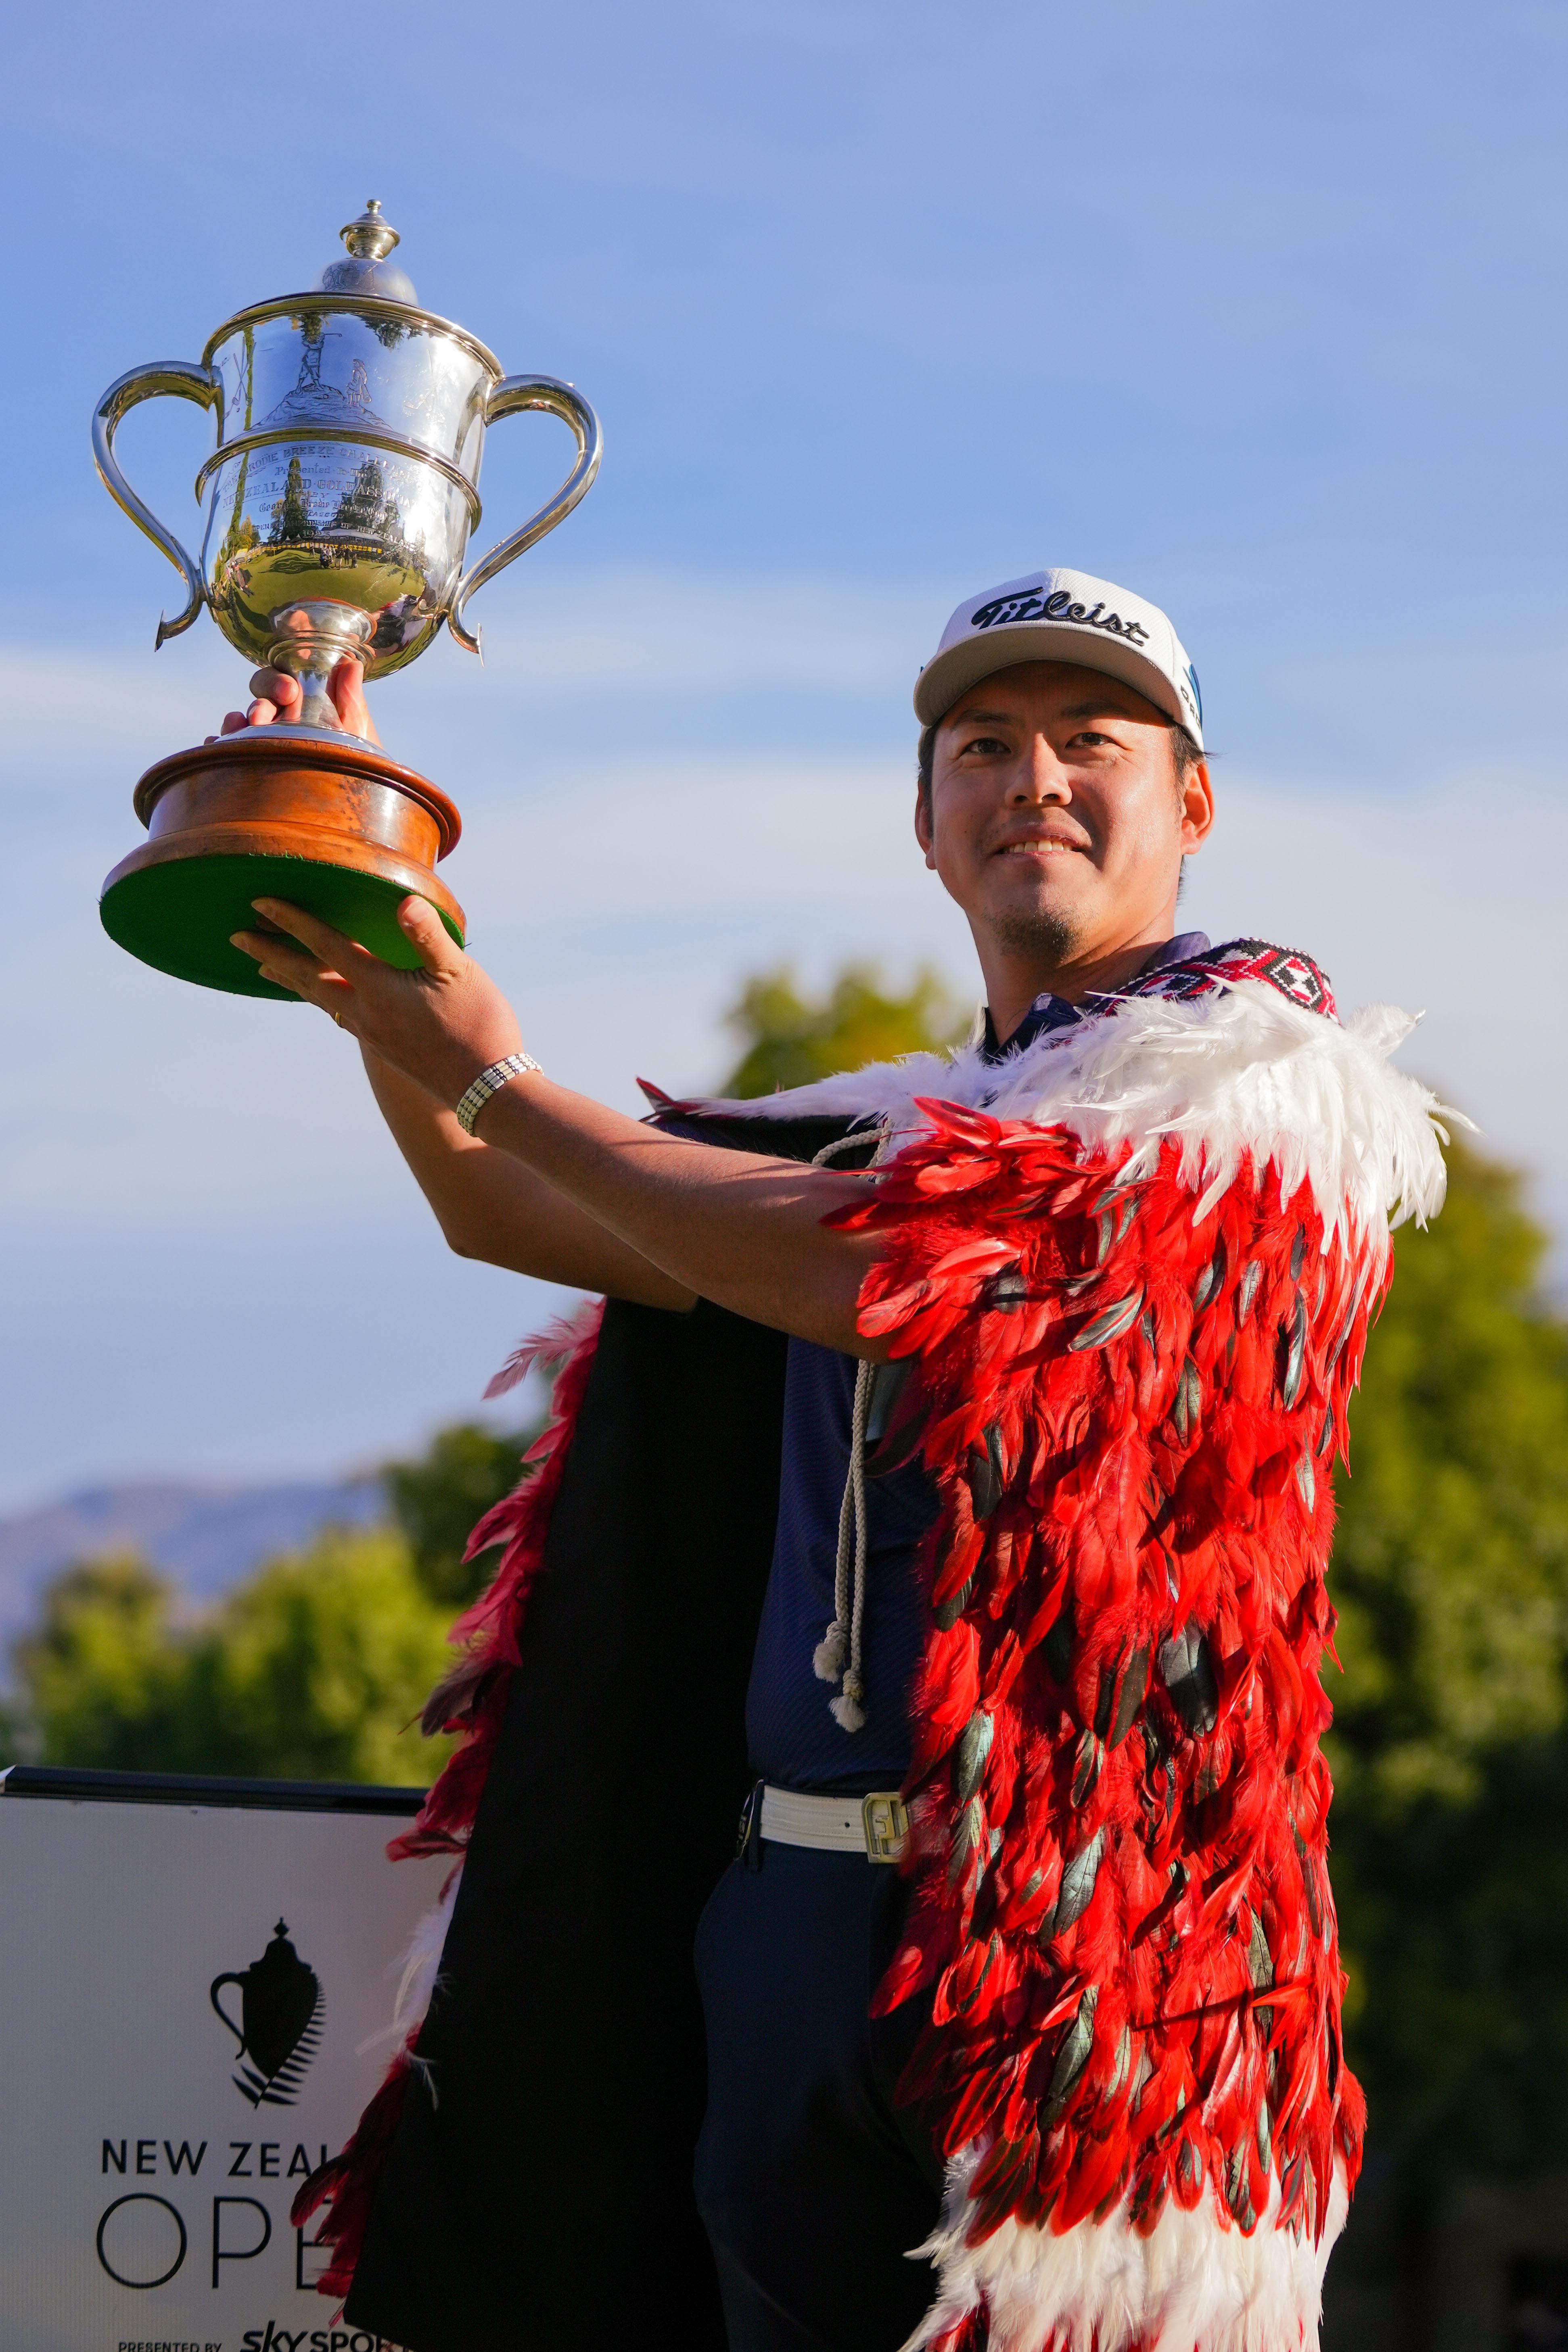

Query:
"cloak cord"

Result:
[[809, 1117, 893, 1733]]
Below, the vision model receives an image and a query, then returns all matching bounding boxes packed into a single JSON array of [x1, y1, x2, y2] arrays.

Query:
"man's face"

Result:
[[914, 660, 1214, 964]]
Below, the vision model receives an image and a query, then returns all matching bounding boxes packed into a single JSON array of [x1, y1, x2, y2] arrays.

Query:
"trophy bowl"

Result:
[[92, 201, 601, 998]]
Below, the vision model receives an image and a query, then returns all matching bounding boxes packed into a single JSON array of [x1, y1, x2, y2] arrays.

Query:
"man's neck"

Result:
[[982, 927, 1176, 1045]]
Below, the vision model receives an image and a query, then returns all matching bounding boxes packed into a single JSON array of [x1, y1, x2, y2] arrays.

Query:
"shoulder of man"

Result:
[[1123, 936, 1338, 1023]]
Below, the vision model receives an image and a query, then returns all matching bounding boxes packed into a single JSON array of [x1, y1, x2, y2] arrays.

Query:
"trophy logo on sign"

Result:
[[210, 1918, 323, 2107], [92, 201, 602, 995]]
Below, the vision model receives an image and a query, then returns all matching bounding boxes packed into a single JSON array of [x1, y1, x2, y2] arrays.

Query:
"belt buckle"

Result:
[[862, 1791, 909, 1864]]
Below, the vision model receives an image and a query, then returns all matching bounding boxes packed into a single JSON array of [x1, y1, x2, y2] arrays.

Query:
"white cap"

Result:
[[914, 566, 1204, 750]]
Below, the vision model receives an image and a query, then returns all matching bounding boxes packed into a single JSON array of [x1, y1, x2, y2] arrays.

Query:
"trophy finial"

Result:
[[341, 199, 400, 262], [317, 201, 416, 303]]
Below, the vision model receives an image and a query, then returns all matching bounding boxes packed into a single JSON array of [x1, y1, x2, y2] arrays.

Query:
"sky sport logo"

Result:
[[110, 2333, 401, 2350], [239, 2328, 399, 2349]]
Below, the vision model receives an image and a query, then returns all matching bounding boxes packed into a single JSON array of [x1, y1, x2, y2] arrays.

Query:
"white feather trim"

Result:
[[691, 981, 1454, 1248], [903, 2148, 1350, 2352], [395, 1865, 462, 2034], [353, 1865, 463, 2061]]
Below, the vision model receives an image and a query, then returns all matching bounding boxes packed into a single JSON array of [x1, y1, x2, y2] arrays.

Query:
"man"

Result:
[[231, 568, 1446, 2352]]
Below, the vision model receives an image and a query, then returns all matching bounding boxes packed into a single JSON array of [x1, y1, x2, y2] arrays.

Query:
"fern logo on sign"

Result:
[[209, 1919, 323, 2107]]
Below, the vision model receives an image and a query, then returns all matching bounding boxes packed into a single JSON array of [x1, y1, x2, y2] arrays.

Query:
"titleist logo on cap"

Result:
[[969, 586, 1151, 648]]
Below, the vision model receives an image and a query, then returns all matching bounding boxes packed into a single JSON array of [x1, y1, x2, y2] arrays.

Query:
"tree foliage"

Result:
[[13, 1554, 192, 1773], [383, 1420, 533, 1608], [197, 1531, 459, 1783], [12, 1531, 456, 1786], [1327, 1141, 1568, 2176], [3, 1413, 539, 1784], [717, 962, 968, 1098]]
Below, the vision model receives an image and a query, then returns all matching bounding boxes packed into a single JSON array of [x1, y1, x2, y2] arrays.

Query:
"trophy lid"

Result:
[[315, 199, 418, 304]]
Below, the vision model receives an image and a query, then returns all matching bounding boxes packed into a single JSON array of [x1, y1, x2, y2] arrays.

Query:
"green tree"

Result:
[[717, 962, 969, 1099], [1330, 1144, 1568, 1817], [1327, 1142, 1568, 2176], [383, 1420, 534, 1608], [4, 1412, 547, 1783], [12, 1554, 193, 1771], [330, 455, 387, 535], [192, 1530, 457, 1783], [268, 452, 314, 544], [13, 1530, 454, 1785]]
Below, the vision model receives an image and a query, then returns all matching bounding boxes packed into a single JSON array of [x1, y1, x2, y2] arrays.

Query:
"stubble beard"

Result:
[[990, 905, 1083, 964]]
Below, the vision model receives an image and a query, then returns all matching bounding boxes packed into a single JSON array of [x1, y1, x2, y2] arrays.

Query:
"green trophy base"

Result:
[[100, 730, 466, 1000]]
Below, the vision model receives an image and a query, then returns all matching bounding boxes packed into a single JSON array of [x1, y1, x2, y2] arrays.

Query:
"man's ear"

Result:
[[914, 783, 937, 872], [1181, 758, 1215, 853]]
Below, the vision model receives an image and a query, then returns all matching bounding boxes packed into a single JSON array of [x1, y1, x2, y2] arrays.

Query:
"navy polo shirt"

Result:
[[743, 933, 1211, 1795]]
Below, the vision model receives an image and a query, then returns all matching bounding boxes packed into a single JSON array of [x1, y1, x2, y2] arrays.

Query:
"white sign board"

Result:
[[0, 1774, 447, 2352]]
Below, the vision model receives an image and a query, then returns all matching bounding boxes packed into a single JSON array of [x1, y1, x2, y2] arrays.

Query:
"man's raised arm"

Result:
[[212, 661, 699, 1317], [233, 894, 885, 1359], [358, 1045, 700, 1312]]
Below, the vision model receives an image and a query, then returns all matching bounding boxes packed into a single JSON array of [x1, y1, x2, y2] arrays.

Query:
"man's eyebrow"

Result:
[[1057, 697, 1138, 721], [947, 696, 1139, 730]]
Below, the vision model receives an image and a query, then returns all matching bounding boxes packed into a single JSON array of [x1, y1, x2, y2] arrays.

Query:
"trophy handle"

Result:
[[447, 375, 602, 657], [92, 361, 221, 647], [209, 1973, 249, 2056]]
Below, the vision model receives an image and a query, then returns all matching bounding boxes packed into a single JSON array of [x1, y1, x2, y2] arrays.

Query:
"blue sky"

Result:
[[0, 0, 1562, 1506]]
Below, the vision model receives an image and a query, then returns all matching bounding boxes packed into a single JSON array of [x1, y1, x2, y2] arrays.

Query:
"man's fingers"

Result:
[[328, 656, 381, 745], [231, 927, 344, 989], [215, 663, 379, 745], [255, 961, 356, 1027], [212, 669, 304, 742], [395, 893, 464, 974], [248, 897, 368, 969], [255, 963, 352, 1025], [249, 667, 300, 710], [215, 700, 277, 734]]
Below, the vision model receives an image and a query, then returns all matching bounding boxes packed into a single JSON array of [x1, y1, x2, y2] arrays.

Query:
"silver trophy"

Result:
[[92, 201, 602, 995]]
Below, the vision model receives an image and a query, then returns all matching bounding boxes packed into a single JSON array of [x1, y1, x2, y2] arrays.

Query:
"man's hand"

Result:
[[231, 895, 524, 1110], [211, 654, 381, 744]]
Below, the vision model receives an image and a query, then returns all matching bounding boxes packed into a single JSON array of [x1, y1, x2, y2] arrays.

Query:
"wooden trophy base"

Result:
[[100, 729, 467, 999]]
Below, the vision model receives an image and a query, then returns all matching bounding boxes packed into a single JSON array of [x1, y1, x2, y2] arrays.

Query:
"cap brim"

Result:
[[914, 623, 1200, 747]]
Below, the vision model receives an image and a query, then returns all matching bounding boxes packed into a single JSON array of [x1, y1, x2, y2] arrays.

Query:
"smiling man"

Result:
[[243, 568, 1447, 2352]]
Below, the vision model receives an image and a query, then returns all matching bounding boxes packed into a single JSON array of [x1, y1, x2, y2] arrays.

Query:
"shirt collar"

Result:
[[979, 931, 1212, 1065]]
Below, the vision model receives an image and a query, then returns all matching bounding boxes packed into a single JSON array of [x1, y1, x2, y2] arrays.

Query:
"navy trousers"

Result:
[[694, 1837, 946, 2352]]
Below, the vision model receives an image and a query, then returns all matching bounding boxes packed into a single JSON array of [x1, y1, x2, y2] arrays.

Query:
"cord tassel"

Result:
[[813, 1623, 848, 1681]]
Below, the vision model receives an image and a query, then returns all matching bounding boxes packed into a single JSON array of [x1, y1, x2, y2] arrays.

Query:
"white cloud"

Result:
[[451, 567, 940, 699], [0, 640, 241, 769]]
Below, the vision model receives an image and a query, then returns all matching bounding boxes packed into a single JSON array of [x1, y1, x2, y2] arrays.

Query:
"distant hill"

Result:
[[0, 1476, 386, 1642]]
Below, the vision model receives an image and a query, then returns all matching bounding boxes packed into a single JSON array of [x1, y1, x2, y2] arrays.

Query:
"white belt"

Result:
[[758, 1784, 909, 1864]]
